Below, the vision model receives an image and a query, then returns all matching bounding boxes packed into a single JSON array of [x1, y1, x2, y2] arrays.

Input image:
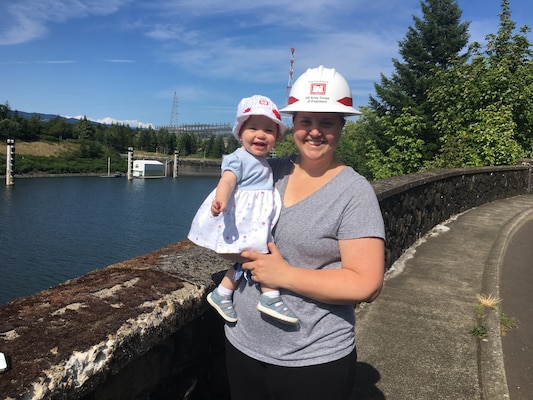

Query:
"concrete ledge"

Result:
[[0, 241, 231, 399]]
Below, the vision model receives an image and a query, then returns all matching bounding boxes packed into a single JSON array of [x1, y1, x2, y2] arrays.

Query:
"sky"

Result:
[[1, 0, 532, 129]]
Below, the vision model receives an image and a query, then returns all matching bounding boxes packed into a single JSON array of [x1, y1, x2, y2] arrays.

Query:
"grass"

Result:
[[1, 140, 210, 176], [0, 140, 78, 157], [476, 293, 501, 308], [500, 311, 517, 335], [471, 293, 516, 339], [0, 140, 126, 175]]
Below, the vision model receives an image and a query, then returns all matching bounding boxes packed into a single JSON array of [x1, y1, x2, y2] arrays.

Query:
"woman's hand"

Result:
[[242, 238, 385, 305], [240, 242, 289, 288]]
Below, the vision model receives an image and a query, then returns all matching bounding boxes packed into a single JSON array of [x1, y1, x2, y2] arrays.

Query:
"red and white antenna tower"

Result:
[[286, 48, 295, 104]]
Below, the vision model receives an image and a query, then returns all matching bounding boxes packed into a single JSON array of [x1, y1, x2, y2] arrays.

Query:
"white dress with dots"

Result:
[[188, 148, 281, 254]]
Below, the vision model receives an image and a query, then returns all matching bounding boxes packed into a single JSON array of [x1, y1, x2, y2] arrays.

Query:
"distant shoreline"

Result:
[[1, 159, 224, 180], [1, 172, 105, 179], [1, 171, 221, 179]]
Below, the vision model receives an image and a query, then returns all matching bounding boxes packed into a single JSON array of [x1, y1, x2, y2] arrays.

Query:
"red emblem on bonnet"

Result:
[[243, 107, 251, 113]]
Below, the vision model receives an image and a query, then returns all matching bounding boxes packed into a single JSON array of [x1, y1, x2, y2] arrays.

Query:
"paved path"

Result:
[[352, 194, 533, 399]]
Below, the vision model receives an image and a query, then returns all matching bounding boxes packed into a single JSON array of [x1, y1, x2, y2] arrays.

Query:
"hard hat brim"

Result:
[[279, 102, 361, 116]]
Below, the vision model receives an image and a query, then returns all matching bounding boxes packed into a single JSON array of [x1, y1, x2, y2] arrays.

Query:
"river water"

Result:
[[0, 175, 218, 306]]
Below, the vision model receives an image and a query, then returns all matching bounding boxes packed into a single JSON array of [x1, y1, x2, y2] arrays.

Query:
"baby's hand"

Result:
[[211, 200, 225, 216]]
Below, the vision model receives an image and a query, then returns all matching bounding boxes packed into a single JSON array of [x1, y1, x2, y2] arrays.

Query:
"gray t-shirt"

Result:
[[225, 157, 385, 367]]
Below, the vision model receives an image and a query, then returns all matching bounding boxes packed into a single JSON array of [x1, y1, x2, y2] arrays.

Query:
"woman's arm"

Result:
[[241, 237, 385, 304]]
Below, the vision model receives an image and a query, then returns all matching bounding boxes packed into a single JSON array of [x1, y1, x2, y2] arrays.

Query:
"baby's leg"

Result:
[[256, 284, 299, 325], [208, 260, 241, 323], [219, 264, 238, 291]]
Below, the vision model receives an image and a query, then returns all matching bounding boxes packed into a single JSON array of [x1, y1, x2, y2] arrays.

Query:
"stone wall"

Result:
[[177, 159, 221, 177], [373, 166, 531, 269], [0, 166, 530, 400]]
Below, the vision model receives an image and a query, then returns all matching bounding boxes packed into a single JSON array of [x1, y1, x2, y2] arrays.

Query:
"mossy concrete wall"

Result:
[[0, 166, 530, 399], [177, 159, 221, 177]]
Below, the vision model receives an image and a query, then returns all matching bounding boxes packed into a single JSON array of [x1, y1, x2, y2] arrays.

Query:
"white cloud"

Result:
[[66, 115, 154, 129], [39, 60, 77, 64], [96, 117, 154, 129], [0, 12, 47, 45], [104, 59, 135, 63], [0, 0, 129, 45]]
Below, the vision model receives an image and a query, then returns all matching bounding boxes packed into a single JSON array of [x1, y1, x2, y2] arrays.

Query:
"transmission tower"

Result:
[[169, 92, 179, 133], [286, 48, 295, 103]]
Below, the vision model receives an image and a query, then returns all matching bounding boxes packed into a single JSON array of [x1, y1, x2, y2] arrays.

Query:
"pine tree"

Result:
[[369, 0, 470, 159]]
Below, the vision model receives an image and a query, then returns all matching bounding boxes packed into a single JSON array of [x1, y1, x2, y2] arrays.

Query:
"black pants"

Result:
[[225, 339, 357, 400]]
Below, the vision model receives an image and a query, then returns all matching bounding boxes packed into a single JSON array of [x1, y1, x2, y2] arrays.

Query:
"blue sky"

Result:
[[1, 0, 532, 128]]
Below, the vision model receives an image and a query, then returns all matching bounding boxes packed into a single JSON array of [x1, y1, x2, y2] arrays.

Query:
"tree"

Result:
[[225, 135, 240, 154], [73, 117, 96, 140], [0, 118, 20, 141], [76, 139, 103, 159], [427, 0, 532, 167], [155, 128, 176, 155], [483, 0, 533, 155], [105, 123, 132, 152], [45, 116, 72, 140], [208, 135, 226, 158], [0, 102, 10, 120], [135, 128, 155, 152], [203, 136, 215, 158], [176, 133, 198, 156], [272, 130, 296, 158], [367, 0, 470, 172], [336, 119, 374, 179], [24, 114, 43, 141]]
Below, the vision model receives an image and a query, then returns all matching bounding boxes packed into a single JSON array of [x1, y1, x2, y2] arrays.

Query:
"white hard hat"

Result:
[[232, 95, 288, 139], [280, 66, 361, 116]]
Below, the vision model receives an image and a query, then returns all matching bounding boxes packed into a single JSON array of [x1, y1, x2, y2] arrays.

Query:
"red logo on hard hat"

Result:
[[337, 97, 353, 106], [310, 83, 326, 95], [288, 96, 299, 105]]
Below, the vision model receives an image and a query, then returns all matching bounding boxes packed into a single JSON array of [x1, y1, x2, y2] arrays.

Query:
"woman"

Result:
[[224, 66, 385, 400]]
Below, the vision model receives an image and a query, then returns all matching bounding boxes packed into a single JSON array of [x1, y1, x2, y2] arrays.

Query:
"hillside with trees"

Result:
[[1, 0, 531, 180], [0, 107, 241, 175]]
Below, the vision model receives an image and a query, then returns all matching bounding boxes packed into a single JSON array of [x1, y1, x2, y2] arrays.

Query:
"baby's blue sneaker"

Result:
[[207, 290, 237, 323], [257, 294, 299, 325]]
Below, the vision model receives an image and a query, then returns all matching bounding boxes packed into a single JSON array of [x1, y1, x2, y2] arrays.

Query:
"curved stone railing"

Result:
[[0, 165, 530, 400], [374, 166, 531, 270]]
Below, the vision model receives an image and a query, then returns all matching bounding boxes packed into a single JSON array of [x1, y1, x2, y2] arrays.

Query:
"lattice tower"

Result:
[[286, 48, 295, 104], [169, 92, 179, 132]]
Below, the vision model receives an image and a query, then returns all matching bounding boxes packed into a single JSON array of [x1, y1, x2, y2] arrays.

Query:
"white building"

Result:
[[132, 160, 165, 178]]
